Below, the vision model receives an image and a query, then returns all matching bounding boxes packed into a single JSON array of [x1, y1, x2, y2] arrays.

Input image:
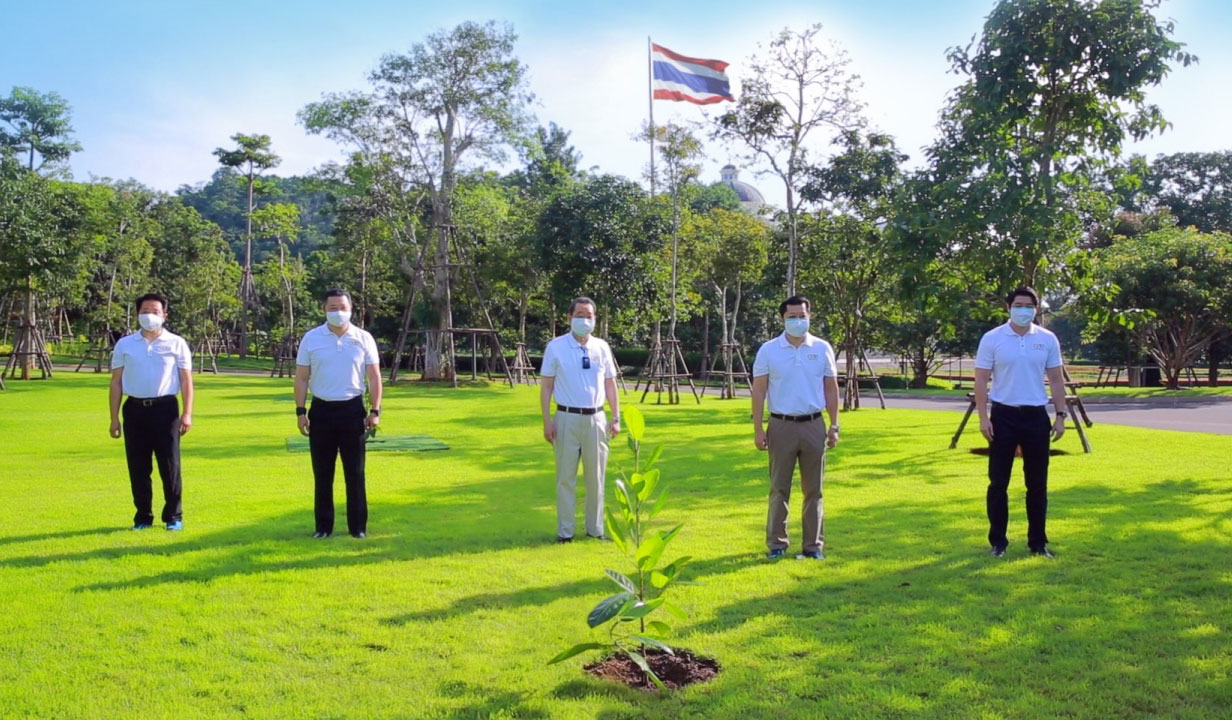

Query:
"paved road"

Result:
[[868, 393, 1232, 436]]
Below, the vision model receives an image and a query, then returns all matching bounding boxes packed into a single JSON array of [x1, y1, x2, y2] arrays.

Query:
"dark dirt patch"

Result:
[[584, 649, 720, 691]]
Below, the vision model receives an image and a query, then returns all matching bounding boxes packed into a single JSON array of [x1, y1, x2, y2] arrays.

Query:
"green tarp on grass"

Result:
[[285, 435, 449, 453]]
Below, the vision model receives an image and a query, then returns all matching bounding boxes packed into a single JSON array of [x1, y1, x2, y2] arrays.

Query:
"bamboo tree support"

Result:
[[637, 336, 700, 405], [705, 342, 752, 399], [194, 333, 220, 374], [270, 335, 299, 378], [75, 331, 114, 373], [4, 320, 54, 380], [511, 341, 538, 385]]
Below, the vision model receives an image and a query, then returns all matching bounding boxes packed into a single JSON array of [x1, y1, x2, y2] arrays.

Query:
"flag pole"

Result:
[[647, 35, 656, 196]]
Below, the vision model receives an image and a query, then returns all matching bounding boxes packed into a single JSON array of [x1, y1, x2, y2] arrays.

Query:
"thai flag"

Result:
[[651, 43, 734, 105]]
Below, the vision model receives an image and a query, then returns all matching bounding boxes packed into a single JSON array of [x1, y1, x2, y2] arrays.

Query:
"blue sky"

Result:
[[4, 0, 1229, 206]]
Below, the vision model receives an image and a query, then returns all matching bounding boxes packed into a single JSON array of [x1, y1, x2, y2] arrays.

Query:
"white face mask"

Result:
[[326, 309, 351, 328], [1009, 307, 1036, 328], [138, 313, 164, 332], [571, 317, 595, 338], [784, 317, 809, 338]]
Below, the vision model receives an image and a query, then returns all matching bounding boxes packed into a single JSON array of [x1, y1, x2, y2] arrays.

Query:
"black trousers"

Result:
[[122, 396, 182, 525], [308, 396, 368, 534], [987, 402, 1051, 549]]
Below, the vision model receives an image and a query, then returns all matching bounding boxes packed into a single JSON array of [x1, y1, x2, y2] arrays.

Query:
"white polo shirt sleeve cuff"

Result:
[[364, 334, 380, 366]]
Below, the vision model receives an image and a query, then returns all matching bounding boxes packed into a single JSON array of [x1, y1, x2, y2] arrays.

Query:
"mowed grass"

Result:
[[1, 374, 1229, 720]]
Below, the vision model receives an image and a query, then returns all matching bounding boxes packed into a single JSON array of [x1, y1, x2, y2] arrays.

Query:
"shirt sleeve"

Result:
[[822, 344, 838, 378], [602, 342, 617, 380], [110, 342, 125, 369], [974, 334, 995, 370], [1046, 334, 1063, 370], [752, 343, 769, 378], [364, 332, 380, 366], [176, 338, 192, 371], [296, 333, 311, 366], [540, 342, 557, 377]]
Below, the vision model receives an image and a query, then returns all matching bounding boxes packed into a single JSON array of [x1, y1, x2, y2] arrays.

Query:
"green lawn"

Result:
[[1, 374, 1229, 719]]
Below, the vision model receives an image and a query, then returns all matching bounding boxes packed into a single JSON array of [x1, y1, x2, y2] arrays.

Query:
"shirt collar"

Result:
[[565, 332, 591, 349], [1000, 321, 1038, 337], [776, 332, 815, 348], [320, 322, 359, 339]]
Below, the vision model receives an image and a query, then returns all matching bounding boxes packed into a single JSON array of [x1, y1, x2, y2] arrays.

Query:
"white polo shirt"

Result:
[[752, 333, 838, 416], [296, 323, 380, 401], [975, 322, 1063, 407], [111, 330, 192, 398], [541, 333, 617, 410]]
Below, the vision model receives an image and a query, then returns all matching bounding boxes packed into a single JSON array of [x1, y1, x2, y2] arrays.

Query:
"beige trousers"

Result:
[[766, 416, 827, 552], [553, 410, 609, 538]]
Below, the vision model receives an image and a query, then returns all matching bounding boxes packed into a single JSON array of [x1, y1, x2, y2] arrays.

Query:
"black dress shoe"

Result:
[[351, 532, 366, 539], [556, 535, 573, 544], [1029, 546, 1054, 559], [312, 531, 331, 539], [990, 545, 1007, 558]]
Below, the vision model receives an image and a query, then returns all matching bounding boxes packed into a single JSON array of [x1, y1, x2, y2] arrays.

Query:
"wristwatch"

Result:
[[370, 408, 380, 416], [1055, 410, 1068, 418], [296, 406, 307, 416], [830, 424, 841, 432]]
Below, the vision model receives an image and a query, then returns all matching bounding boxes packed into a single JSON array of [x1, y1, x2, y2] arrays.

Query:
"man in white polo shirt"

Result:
[[752, 295, 840, 560], [295, 288, 383, 539], [540, 296, 620, 543], [974, 286, 1068, 559], [109, 292, 194, 531]]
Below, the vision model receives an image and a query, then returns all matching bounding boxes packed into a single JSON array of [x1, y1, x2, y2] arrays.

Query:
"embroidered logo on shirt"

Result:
[[1032, 343, 1045, 350], [808, 353, 818, 360]]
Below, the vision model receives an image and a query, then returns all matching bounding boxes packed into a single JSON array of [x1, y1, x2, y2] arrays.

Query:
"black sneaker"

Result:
[[990, 545, 1007, 558], [1029, 546, 1054, 559], [556, 535, 573, 544], [767, 548, 786, 559], [801, 550, 825, 560]]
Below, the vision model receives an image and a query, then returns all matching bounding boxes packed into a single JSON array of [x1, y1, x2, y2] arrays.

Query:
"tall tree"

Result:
[[640, 121, 704, 339], [1082, 227, 1232, 390], [1145, 151, 1232, 233], [712, 24, 865, 294], [930, 0, 1194, 292], [213, 133, 280, 357], [252, 203, 303, 343], [0, 87, 82, 174], [800, 131, 906, 409], [303, 20, 533, 380]]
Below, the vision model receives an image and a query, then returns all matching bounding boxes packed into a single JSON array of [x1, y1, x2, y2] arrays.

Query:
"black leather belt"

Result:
[[770, 411, 822, 422], [991, 402, 1045, 412], [557, 405, 601, 415], [130, 395, 176, 407]]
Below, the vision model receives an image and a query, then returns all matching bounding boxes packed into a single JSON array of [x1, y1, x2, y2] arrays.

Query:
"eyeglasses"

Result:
[[581, 348, 591, 370]]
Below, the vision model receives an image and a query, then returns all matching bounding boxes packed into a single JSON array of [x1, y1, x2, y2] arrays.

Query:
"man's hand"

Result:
[[1052, 416, 1066, 441], [177, 413, 192, 436], [754, 426, 768, 451], [826, 427, 840, 449], [543, 418, 556, 444], [109, 420, 122, 439], [297, 415, 310, 437], [366, 412, 380, 430], [980, 417, 994, 442], [608, 418, 621, 439]]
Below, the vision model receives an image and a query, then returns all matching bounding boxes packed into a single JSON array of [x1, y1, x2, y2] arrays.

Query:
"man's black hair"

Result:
[[135, 293, 169, 314], [779, 295, 811, 316], [1005, 286, 1040, 306]]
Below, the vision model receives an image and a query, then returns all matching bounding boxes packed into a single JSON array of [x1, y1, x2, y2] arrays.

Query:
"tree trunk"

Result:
[[423, 198, 454, 381], [238, 168, 256, 358], [1208, 341, 1222, 388], [844, 342, 859, 411], [912, 346, 930, 389], [21, 280, 36, 379], [785, 183, 798, 295]]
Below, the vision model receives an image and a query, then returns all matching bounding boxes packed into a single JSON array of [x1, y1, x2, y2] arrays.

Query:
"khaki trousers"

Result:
[[553, 410, 609, 538], [766, 416, 827, 552]]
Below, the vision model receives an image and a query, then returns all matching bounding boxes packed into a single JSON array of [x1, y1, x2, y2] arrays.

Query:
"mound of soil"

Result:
[[584, 649, 720, 691]]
